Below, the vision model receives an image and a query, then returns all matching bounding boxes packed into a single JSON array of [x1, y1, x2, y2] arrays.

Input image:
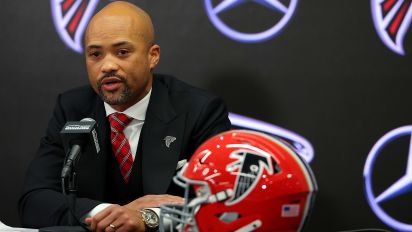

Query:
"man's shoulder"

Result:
[[154, 74, 217, 101], [152, 74, 227, 117], [57, 85, 100, 113], [59, 85, 98, 101]]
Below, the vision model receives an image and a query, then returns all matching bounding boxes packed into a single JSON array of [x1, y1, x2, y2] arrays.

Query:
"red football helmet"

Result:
[[160, 130, 317, 232]]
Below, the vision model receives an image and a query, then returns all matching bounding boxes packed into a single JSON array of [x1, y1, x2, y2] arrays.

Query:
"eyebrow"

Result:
[[86, 41, 132, 50], [86, 44, 102, 50], [112, 41, 132, 47]]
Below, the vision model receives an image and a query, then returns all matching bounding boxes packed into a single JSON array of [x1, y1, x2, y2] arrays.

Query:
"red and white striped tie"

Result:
[[108, 113, 134, 183]]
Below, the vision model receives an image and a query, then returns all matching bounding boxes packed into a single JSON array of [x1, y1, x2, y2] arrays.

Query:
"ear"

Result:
[[148, 44, 160, 70]]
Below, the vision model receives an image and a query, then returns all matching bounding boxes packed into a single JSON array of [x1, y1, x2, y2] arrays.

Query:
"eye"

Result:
[[88, 51, 101, 58], [117, 49, 130, 56]]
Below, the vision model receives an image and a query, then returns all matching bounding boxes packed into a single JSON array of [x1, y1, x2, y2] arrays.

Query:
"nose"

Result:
[[101, 55, 120, 74]]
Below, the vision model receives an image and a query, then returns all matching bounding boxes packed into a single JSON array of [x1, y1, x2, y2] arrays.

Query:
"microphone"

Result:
[[60, 118, 100, 178], [58, 118, 101, 228]]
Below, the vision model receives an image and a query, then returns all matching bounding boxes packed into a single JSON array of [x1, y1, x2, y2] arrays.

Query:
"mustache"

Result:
[[98, 73, 127, 85]]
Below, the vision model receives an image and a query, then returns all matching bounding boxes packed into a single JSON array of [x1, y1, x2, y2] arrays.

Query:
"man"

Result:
[[18, 1, 231, 231]]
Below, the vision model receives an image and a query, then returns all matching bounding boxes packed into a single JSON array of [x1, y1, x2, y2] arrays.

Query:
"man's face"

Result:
[[85, 15, 159, 111]]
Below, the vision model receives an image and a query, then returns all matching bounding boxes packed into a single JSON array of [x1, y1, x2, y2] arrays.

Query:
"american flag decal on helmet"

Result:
[[372, 0, 412, 55], [51, 0, 100, 53]]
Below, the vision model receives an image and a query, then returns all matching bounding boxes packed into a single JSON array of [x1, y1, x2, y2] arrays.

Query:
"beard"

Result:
[[97, 74, 132, 106]]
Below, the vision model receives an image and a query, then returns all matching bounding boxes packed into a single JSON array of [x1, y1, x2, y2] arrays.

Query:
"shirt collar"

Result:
[[104, 89, 152, 121]]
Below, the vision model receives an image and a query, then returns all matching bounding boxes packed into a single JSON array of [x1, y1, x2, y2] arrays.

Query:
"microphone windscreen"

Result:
[[60, 118, 100, 156]]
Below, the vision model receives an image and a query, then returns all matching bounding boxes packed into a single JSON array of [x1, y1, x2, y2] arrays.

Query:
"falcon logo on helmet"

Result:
[[51, 0, 100, 53], [225, 148, 275, 205], [372, 0, 412, 55]]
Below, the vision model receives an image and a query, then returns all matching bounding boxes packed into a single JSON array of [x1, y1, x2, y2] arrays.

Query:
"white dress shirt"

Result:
[[85, 89, 152, 218], [104, 89, 151, 159]]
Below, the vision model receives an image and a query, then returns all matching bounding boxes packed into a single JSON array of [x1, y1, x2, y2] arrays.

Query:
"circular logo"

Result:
[[364, 125, 412, 231], [204, 0, 298, 43]]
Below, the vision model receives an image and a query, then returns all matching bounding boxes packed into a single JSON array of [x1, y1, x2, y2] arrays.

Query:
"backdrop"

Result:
[[1, 0, 412, 231]]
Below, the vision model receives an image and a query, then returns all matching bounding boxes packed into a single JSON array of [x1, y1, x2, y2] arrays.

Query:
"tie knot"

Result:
[[108, 113, 133, 132]]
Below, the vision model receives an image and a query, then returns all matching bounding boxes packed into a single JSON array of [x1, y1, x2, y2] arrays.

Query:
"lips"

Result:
[[100, 76, 124, 92]]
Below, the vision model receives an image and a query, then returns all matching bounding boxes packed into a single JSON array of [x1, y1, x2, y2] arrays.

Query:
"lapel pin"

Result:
[[164, 136, 176, 148], [176, 159, 187, 170]]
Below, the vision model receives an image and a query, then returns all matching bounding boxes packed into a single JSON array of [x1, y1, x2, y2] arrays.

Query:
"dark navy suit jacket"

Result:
[[19, 74, 231, 228]]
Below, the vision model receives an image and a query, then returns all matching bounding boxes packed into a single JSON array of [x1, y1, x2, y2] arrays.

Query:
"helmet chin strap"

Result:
[[234, 219, 262, 232]]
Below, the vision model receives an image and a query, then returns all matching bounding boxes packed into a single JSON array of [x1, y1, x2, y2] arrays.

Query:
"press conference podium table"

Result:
[[0, 221, 88, 232], [0, 221, 37, 232]]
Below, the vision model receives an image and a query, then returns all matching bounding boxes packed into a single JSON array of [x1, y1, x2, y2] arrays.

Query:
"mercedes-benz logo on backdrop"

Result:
[[364, 126, 412, 231], [204, 0, 298, 43]]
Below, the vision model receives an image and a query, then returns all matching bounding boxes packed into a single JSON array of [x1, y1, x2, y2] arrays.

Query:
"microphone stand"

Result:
[[40, 145, 87, 232], [66, 164, 77, 226], [62, 144, 81, 226]]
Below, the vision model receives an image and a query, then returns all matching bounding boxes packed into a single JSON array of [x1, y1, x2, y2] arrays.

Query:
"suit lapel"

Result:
[[141, 78, 186, 194], [76, 79, 186, 196]]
